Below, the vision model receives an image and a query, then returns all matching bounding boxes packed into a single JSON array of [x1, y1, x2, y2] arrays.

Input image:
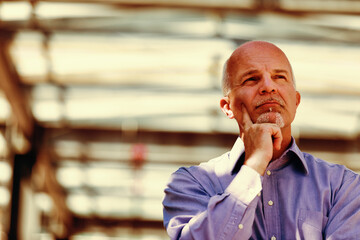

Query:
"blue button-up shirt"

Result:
[[162, 138, 360, 239]]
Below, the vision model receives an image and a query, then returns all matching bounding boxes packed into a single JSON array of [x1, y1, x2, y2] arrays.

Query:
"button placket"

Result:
[[266, 170, 274, 207], [262, 168, 280, 240]]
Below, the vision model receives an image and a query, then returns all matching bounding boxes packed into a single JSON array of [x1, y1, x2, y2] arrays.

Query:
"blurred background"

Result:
[[0, 0, 360, 239]]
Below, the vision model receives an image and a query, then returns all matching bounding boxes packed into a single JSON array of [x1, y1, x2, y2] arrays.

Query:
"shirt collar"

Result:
[[230, 137, 309, 175], [227, 137, 245, 175], [287, 138, 309, 175]]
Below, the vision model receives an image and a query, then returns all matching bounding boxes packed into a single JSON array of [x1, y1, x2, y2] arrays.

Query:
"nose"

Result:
[[259, 74, 277, 94]]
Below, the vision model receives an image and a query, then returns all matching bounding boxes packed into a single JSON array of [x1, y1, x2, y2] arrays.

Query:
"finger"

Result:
[[271, 126, 283, 150], [241, 104, 253, 130]]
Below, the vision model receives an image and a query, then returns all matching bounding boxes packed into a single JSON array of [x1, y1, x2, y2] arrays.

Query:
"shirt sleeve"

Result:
[[324, 172, 360, 239], [162, 165, 262, 240], [225, 165, 262, 205]]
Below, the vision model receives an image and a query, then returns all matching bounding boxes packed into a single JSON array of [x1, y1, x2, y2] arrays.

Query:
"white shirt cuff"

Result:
[[225, 165, 262, 205]]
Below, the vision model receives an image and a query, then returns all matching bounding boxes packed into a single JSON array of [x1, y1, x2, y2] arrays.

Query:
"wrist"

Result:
[[244, 154, 270, 176]]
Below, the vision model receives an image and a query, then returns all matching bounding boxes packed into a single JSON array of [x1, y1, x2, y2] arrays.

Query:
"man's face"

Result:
[[223, 42, 301, 131]]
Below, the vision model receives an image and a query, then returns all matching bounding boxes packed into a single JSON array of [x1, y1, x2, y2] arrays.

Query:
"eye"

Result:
[[274, 75, 287, 80], [243, 76, 259, 84]]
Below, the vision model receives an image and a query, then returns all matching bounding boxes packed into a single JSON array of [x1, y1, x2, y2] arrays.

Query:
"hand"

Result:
[[240, 105, 283, 175]]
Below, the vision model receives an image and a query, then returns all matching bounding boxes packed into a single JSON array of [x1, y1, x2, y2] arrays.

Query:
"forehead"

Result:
[[227, 43, 292, 77]]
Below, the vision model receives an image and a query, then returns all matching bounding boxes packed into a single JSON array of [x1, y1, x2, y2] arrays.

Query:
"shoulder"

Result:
[[303, 152, 356, 174], [168, 152, 231, 195], [302, 151, 359, 187], [175, 152, 229, 177]]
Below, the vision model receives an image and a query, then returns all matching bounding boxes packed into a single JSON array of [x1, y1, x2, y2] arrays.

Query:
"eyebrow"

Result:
[[239, 69, 260, 80], [273, 69, 289, 75], [240, 69, 289, 80]]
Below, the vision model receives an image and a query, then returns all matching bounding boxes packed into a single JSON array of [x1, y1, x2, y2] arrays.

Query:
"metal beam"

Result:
[[32, 147, 73, 237], [0, 32, 34, 140], [9, 151, 37, 240]]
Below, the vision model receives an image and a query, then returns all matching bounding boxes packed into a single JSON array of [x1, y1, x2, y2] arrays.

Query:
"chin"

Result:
[[256, 112, 285, 128]]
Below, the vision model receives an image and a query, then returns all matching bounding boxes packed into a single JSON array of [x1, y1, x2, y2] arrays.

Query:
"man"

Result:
[[162, 41, 360, 239]]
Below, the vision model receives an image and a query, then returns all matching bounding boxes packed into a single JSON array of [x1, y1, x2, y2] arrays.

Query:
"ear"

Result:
[[295, 91, 301, 107], [220, 97, 234, 119]]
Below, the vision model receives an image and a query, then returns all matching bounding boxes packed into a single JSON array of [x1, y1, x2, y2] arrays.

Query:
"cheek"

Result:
[[231, 89, 252, 106], [230, 96, 251, 122], [281, 88, 298, 107], [285, 94, 299, 117], [230, 96, 248, 114], [229, 88, 256, 117]]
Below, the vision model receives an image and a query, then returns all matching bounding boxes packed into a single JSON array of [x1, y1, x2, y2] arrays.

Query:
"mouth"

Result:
[[256, 102, 281, 111], [255, 98, 284, 109]]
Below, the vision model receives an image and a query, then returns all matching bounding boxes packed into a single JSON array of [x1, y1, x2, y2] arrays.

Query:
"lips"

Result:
[[258, 101, 280, 108]]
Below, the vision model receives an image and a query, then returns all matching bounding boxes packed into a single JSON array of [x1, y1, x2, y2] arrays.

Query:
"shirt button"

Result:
[[268, 200, 274, 206], [266, 170, 271, 176], [271, 236, 277, 240], [238, 224, 243, 229]]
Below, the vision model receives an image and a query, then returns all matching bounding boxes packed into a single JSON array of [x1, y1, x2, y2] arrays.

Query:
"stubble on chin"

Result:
[[256, 111, 285, 128]]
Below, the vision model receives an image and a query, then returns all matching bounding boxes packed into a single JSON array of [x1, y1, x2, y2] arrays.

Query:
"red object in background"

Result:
[[131, 143, 147, 168]]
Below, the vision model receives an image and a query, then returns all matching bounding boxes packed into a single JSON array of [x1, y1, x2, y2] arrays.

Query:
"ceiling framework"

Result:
[[2, 1, 359, 138], [3, 0, 360, 14]]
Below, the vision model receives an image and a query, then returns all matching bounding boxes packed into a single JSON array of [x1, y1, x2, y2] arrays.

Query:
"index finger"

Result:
[[241, 104, 253, 131]]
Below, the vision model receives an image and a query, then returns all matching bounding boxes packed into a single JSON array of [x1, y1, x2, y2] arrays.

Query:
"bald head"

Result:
[[222, 41, 295, 96]]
